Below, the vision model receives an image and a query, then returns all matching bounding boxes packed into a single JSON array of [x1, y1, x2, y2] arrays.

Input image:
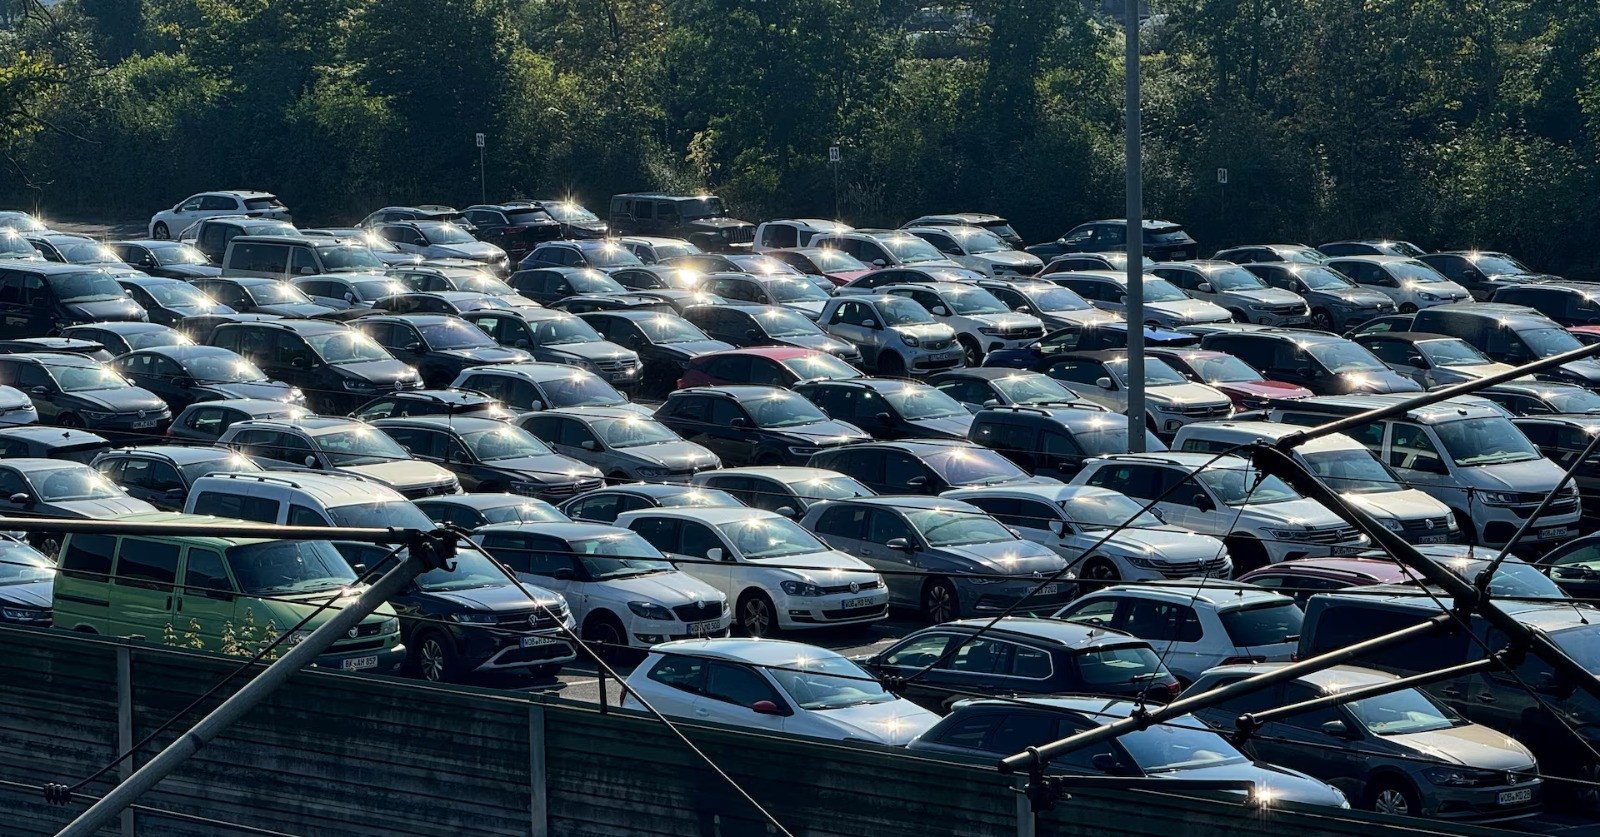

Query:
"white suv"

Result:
[[753, 219, 853, 253], [616, 507, 887, 637], [1071, 452, 1369, 572], [881, 282, 1045, 365], [149, 191, 289, 239]]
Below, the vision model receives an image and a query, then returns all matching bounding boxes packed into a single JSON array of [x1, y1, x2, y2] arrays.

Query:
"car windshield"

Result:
[[457, 275, 516, 295], [1026, 286, 1092, 312], [305, 330, 393, 364], [989, 373, 1081, 405], [420, 320, 497, 350], [731, 255, 801, 276], [0, 235, 38, 258], [245, 282, 313, 305], [1195, 465, 1302, 505], [151, 244, 209, 265], [767, 654, 895, 710], [570, 533, 673, 578], [753, 307, 824, 338], [884, 385, 967, 420], [0, 214, 47, 233], [1541, 387, 1600, 413], [948, 227, 1009, 254], [422, 224, 476, 245], [46, 270, 125, 303], [906, 506, 1014, 546], [747, 391, 830, 428], [57, 242, 125, 265], [1295, 267, 1356, 290], [779, 353, 860, 381], [415, 548, 508, 591], [536, 370, 628, 407], [123, 328, 190, 350], [351, 280, 408, 301], [634, 314, 707, 344], [1418, 339, 1491, 367], [1184, 353, 1263, 383], [140, 281, 213, 307], [879, 297, 937, 326], [1435, 417, 1541, 466], [810, 249, 868, 272], [326, 499, 435, 531], [1550, 626, 1600, 673], [184, 353, 270, 383], [789, 476, 874, 501], [1391, 262, 1447, 284], [1119, 717, 1250, 773], [592, 415, 680, 448], [1204, 267, 1267, 291], [177, 454, 262, 483], [1062, 492, 1163, 530], [925, 446, 1031, 485], [1107, 358, 1188, 387], [765, 278, 829, 303], [31, 466, 122, 501], [657, 488, 741, 508], [1471, 254, 1529, 275], [316, 245, 384, 272], [49, 363, 130, 392], [1220, 602, 1302, 646], [478, 500, 565, 524], [226, 539, 359, 595], [881, 236, 944, 264], [1303, 340, 1386, 373], [462, 425, 553, 460], [1520, 327, 1583, 357], [1065, 420, 1164, 457], [0, 541, 52, 585], [585, 244, 644, 269], [541, 202, 598, 222], [534, 317, 603, 345], [314, 426, 412, 466], [1345, 688, 1460, 736], [942, 287, 1009, 315], [1466, 559, 1567, 599], [505, 208, 555, 225], [1140, 278, 1189, 303], [651, 243, 700, 261], [716, 516, 826, 560], [1075, 644, 1167, 686], [1301, 449, 1401, 493]]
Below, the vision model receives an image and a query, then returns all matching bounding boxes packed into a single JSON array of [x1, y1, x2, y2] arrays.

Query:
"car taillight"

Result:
[[502, 225, 528, 235], [1165, 680, 1181, 699]]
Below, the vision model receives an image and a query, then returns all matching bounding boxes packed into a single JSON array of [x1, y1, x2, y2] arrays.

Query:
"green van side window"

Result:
[[115, 540, 180, 589], [61, 534, 116, 581], [184, 550, 233, 595]]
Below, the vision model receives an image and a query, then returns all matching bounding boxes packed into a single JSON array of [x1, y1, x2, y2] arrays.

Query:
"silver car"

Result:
[[517, 406, 720, 481], [1049, 270, 1232, 328], [1153, 260, 1309, 326], [816, 295, 964, 375]]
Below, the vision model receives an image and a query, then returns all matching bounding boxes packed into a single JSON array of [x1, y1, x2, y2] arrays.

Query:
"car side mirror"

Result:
[[730, 417, 750, 429], [744, 329, 762, 342], [352, 563, 367, 575], [931, 306, 949, 317], [1406, 354, 1429, 368], [1197, 282, 1213, 293], [289, 356, 309, 369], [298, 266, 317, 276], [884, 537, 915, 552], [751, 699, 787, 716], [164, 487, 186, 500], [579, 440, 598, 451], [1095, 376, 1114, 390], [174, 375, 194, 389], [1320, 719, 1357, 739], [28, 386, 49, 396], [344, 292, 357, 303], [303, 455, 319, 468], [871, 259, 887, 267], [861, 319, 877, 328], [1535, 672, 1575, 698], [8, 492, 32, 506], [1193, 493, 1216, 513], [551, 567, 577, 581], [875, 411, 893, 425], [775, 505, 797, 518], [706, 547, 727, 562], [1055, 519, 1073, 537], [1091, 753, 1125, 775], [905, 476, 927, 488], [405, 343, 426, 355], [528, 400, 543, 411]]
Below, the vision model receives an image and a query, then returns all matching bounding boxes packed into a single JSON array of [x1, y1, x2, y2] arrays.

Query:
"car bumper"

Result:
[[1423, 779, 1542, 822], [314, 642, 406, 675], [1242, 310, 1309, 327], [963, 579, 1075, 615], [472, 635, 577, 671], [778, 590, 889, 629], [628, 614, 734, 646], [907, 349, 964, 373]]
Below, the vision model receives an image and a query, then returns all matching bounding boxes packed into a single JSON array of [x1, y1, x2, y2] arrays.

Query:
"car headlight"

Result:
[[509, 479, 547, 494], [286, 387, 306, 403], [1480, 491, 1521, 506], [451, 613, 499, 624], [1, 606, 47, 621], [341, 379, 375, 392], [627, 601, 675, 620], [978, 326, 1001, 336], [1268, 528, 1315, 541], [780, 580, 825, 597], [787, 445, 823, 457], [1379, 518, 1405, 533], [1423, 766, 1501, 787], [1419, 291, 1440, 301], [79, 410, 115, 421], [897, 331, 920, 347], [1125, 555, 1163, 570], [283, 630, 313, 645]]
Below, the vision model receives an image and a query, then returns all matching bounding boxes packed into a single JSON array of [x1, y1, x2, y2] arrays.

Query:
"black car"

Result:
[[205, 318, 423, 413], [689, 465, 873, 517], [0, 426, 110, 462], [386, 264, 519, 297], [0, 352, 170, 436], [1241, 262, 1399, 332], [1199, 329, 1424, 395], [546, 293, 678, 315], [113, 345, 303, 411], [652, 385, 870, 467], [414, 492, 568, 530], [107, 240, 222, 280], [518, 240, 645, 273], [167, 398, 310, 443], [1540, 534, 1600, 600], [530, 199, 609, 239], [175, 312, 285, 344], [926, 368, 1101, 413], [115, 276, 234, 326], [578, 310, 734, 396], [187, 276, 335, 318], [507, 266, 628, 305], [807, 439, 1050, 495], [369, 290, 512, 317], [682, 304, 862, 363], [0, 263, 147, 336], [610, 264, 706, 292], [92, 445, 263, 509], [1419, 251, 1551, 302], [1512, 415, 1600, 527], [58, 322, 191, 357], [460, 204, 564, 263], [459, 308, 642, 387], [982, 322, 1198, 370], [608, 192, 755, 252], [331, 541, 575, 682], [1491, 282, 1600, 327], [969, 405, 1161, 481], [370, 415, 605, 501], [1025, 219, 1197, 262], [558, 483, 742, 524], [862, 618, 1181, 711], [1317, 239, 1427, 258], [794, 378, 973, 441], [0, 536, 53, 626], [351, 314, 531, 388], [0, 337, 114, 363], [350, 389, 514, 422]]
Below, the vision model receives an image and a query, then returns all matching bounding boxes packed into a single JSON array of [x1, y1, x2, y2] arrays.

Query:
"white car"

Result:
[[753, 219, 853, 253], [941, 484, 1230, 583], [1325, 256, 1472, 312], [148, 191, 289, 240], [904, 226, 1042, 276], [616, 507, 887, 636], [1072, 452, 1369, 572], [809, 230, 963, 271], [474, 521, 733, 648], [621, 638, 938, 744], [881, 282, 1045, 366]]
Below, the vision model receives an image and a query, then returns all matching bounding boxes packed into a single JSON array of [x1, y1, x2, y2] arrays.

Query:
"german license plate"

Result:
[[1331, 544, 1363, 555], [932, 351, 961, 362], [842, 596, 881, 610], [520, 636, 559, 648], [689, 620, 720, 636], [1498, 788, 1532, 805], [340, 655, 377, 671], [131, 419, 158, 429], [1419, 534, 1449, 544], [1538, 527, 1570, 540], [1038, 583, 1059, 597]]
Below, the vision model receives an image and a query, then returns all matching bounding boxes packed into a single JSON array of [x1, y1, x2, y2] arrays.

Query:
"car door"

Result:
[[107, 538, 180, 639], [494, 532, 588, 620], [862, 508, 923, 606], [691, 397, 755, 464], [1361, 336, 1430, 386], [883, 450, 939, 494], [1116, 598, 1206, 678], [174, 545, 239, 651], [867, 631, 959, 710], [696, 661, 789, 732], [117, 457, 186, 508]]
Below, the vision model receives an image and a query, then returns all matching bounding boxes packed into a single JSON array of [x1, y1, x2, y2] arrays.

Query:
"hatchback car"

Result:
[[413, 492, 568, 530], [1153, 261, 1310, 326], [462, 308, 641, 387], [698, 270, 834, 320], [882, 281, 1046, 365], [968, 405, 1165, 481], [117, 276, 234, 325], [1212, 244, 1329, 265], [682, 304, 862, 363], [653, 385, 870, 467], [1242, 262, 1399, 332], [809, 230, 963, 271], [1352, 332, 1515, 389], [1325, 256, 1471, 313], [677, 347, 863, 389], [928, 368, 1101, 414], [764, 247, 873, 286], [0, 426, 106, 462], [1034, 350, 1234, 436], [0, 352, 170, 437], [1199, 329, 1423, 396], [59, 322, 191, 357], [166, 398, 310, 443], [149, 191, 289, 240], [450, 363, 648, 416], [349, 388, 513, 422], [1235, 556, 1413, 606], [291, 272, 409, 310], [189, 276, 336, 318], [374, 221, 509, 275], [218, 416, 461, 498], [794, 378, 974, 441], [577, 310, 733, 396], [559, 483, 743, 524], [1480, 381, 1600, 416], [517, 406, 720, 481], [107, 240, 218, 281], [1049, 271, 1232, 329], [690, 466, 874, 517], [112, 345, 302, 410], [1025, 219, 1198, 262], [903, 225, 1042, 276], [1146, 348, 1314, 412], [519, 239, 644, 273], [206, 319, 423, 413], [351, 313, 531, 388], [1419, 250, 1549, 302], [370, 415, 604, 500], [0, 536, 55, 626], [0, 459, 157, 552], [976, 279, 1116, 330], [92, 445, 263, 509], [809, 439, 1056, 496], [815, 295, 963, 375], [0, 263, 148, 336]]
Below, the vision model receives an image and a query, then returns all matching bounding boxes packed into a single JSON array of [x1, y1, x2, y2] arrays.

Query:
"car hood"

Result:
[[891, 323, 958, 343], [439, 346, 532, 365], [827, 269, 871, 284], [1319, 288, 1395, 308], [968, 313, 1042, 332], [600, 572, 723, 606], [0, 386, 32, 411], [54, 496, 160, 518], [547, 342, 636, 364], [768, 420, 871, 446], [161, 264, 223, 279], [1102, 526, 1225, 560], [426, 582, 563, 613], [775, 334, 856, 357], [1436, 361, 1516, 380], [67, 387, 168, 414], [487, 454, 604, 480], [1336, 369, 1423, 394], [373, 252, 423, 266], [565, 221, 610, 238], [434, 241, 504, 260], [772, 550, 879, 583], [1239, 498, 1349, 528], [1040, 309, 1123, 330], [198, 381, 297, 403], [63, 298, 146, 322], [782, 300, 827, 319], [1171, 761, 1346, 808], [0, 580, 51, 609], [1146, 382, 1231, 407], [813, 699, 940, 746], [1216, 380, 1313, 400], [1342, 489, 1450, 522], [1386, 725, 1536, 770], [982, 250, 1043, 268], [256, 302, 336, 318], [687, 218, 753, 231], [170, 302, 235, 317], [1462, 457, 1567, 491], [340, 460, 457, 491], [625, 441, 721, 470], [660, 339, 736, 358], [1149, 299, 1230, 322], [1227, 288, 1303, 306], [939, 540, 1065, 573], [336, 359, 419, 386], [903, 414, 974, 439]]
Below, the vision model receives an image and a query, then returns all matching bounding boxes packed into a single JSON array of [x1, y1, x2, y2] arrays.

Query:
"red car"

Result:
[[765, 247, 873, 287], [677, 347, 864, 389], [1237, 557, 1412, 606], [1148, 347, 1314, 411], [1570, 325, 1600, 346]]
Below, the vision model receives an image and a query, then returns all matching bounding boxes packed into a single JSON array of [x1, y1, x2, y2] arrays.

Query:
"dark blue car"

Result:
[[0, 536, 54, 626]]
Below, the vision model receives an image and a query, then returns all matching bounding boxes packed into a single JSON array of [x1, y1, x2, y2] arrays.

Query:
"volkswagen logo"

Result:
[[346, 627, 359, 639], [1424, 518, 1436, 530], [528, 614, 541, 626], [849, 582, 860, 594]]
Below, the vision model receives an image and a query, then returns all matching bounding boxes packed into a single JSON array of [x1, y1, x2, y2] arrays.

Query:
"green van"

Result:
[[51, 512, 404, 673]]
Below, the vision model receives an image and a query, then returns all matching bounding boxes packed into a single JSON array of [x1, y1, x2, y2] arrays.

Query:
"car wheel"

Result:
[[34, 535, 61, 556], [737, 590, 777, 638], [921, 578, 960, 624], [957, 336, 983, 367], [413, 633, 457, 683], [1081, 557, 1122, 588], [607, 471, 630, 484], [877, 350, 905, 376], [1399, 303, 1418, 314], [152, 222, 170, 240], [1227, 309, 1248, 324], [58, 414, 83, 428], [1309, 308, 1334, 331], [582, 612, 631, 663], [1367, 777, 1420, 817], [1572, 762, 1600, 811], [1224, 535, 1270, 574]]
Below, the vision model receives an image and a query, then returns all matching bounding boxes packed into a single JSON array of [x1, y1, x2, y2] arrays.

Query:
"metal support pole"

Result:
[[54, 550, 432, 837], [116, 644, 134, 837], [1238, 656, 1500, 734], [528, 704, 549, 837], [1014, 777, 1035, 837], [1123, 0, 1145, 453], [480, 146, 487, 206]]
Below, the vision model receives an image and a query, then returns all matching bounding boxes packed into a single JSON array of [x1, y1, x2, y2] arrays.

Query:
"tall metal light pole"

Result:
[[1123, 0, 1146, 452]]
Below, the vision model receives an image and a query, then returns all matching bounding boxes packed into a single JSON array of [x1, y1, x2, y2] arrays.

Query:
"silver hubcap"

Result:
[[926, 585, 954, 622], [742, 599, 771, 636], [153, 225, 168, 239], [1312, 311, 1331, 329], [1373, 789, 1410, 815], [420, 639, 446, 681]]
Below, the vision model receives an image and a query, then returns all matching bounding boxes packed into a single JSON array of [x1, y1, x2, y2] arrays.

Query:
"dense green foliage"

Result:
[[2, 0, 1597, 273]]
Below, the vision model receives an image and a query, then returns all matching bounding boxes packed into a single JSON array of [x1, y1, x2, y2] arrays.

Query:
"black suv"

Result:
[[1491, 283, 1600, 327], [807, 439, 1048, 495], [1413, 302, 1600, 388], [1199, 328, 1422, 395], [206, 319, 423, 413], [351, 314, 531, 388], [683, 304, 862, 362], [969, 405, 1162, 481], [92, 445, 261, 509], [1420, 251, 1549, 302], [370, 415, 605, 500], [459, 204, 563, 263], [1025, 219, 1197, 262], [0, 263, 147, 336], [507, 266, 628, 305], [653, 385, 870, 467], [793, 378, 973, 441], [578, 310, 733, 396], [608, 192, 755, 252]]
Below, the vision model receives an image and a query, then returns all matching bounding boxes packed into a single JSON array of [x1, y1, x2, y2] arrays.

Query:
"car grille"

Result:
[[500, 642, 573, 664], [1171, 402, 1232, 418], [330, 637, 386, 652], [1400, 515, 1453, 538], [591, 358, 638, 373], [672, 601, 725, 622], [819, 579, 883, 595], [725, 226, 755, 244], [1263, 303, 1307, 315], [538, 478, 605, 498], [497, 605, 568, 631], [1158, 556, 1231, 578], [922, 338, 954, 351], [1521, 496, 1580, 518], [1301, 525, 1363, 545], [399, 482, 458, 500], [996, 325, 1045, 341]]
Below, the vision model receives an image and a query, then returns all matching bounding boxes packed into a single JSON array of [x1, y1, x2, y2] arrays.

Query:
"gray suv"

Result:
[[1152, 260, 1310, 326], [816, 295, 963, 375], [516, 406, 720, 481], [1242, 263, 1398, 332]]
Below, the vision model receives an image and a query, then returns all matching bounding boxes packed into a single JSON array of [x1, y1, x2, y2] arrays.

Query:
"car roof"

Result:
[[193, 470, 404, 504], [944, 483, 1124, 505], [697, 346, 821, 362], [1356, 331, 1459, 343], [830, 495, 978, 513], [1089, 580, 1294, 608], [64, 321, 173, 334], [101, 444, 241, 464], [973, 406, 1118, 427], [928, 368, 1056, 383], [6, 262, 123, 277], [0, 426, 104, 445], [618, 506, 778, 526], [939, 617, 1140, 648], [2, 351, 104, 367], [358, 313, 460, 326], [698, 466, 851, 484], [1284, 394, 1503, 423], [178, 398, 303, 414], [232, 416, 356, 433], [471, 362, 600, 382], [131, 344, 234, 359], [543, 406, 654, 421], [1090, 450, 1247, 469], [797, 377, 922, 393], [650, 637, 852, 666], [1197, 662, 1396, 691], [673, 384, 792, 400], [827, 439, 976, 454], [475, 520, 627, 540], [369, 415, 505, 432], [1242, 556, 1412, 581], [1326, 254, 1417, 265], [586, 483, 727, 500]]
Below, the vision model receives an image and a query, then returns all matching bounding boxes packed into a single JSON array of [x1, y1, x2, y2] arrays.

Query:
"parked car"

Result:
[[1419, 251, 1549, 302], [608, 192, 755, 252], [810, 230, 962, 271], [1151, 261, 1310, 326], [577, 310, 733, 396], [369, 415, 604, 500], [372, 221, 509, 275], [167, 398, 309, 443], [1049, 271, 1232, 329], [808, 439, 1056, 495], [188, 276, 335, 318], [1054, 581, 1303, 682], [185, 216, 300, 262], [1491, 282, 1600, 327], [653, 385, 870, 467], [682, 305, 863, 363], [450, 362, 648, 416], [517, 406, 720, 481], [148, 191, 289, 239], [1026, 219, 1198, 262], [1539, 533, 1600, 599], [677, 347, 862, 389], [1146, 348, 1314, 412], [0, 211, 49, 234], [793, 378, 972, 441], [610, 264, 707, 292], [697, 271, 834, 320], [350, 313, 530, 388], [349, 388, 514, 422], [1242, 262, 1399, 332], [928, 368, 1102, 414], [867, 619, 1182, 708], [459, 204, 564, 262], [690, 466, 873, 517], [91, 445, 262, 509], [1199, 328, 1423, 395], [108, 240, 221, 280], [1351, 332, 1515, 388], [1236, 556, 1412, 606], [1324, 256, 1471, 313], [976, 279, 1117, 330], [519, 240, 645, 273], [903, 225, 1042, 276], [0, 336, 113, 363], [1317, 240, 1428, 258], [0, 263, 148, 335], [58, 322, 187, 357], [559, 483, 743, 524], [1509, 415, 1600, 526], [113, 344, 303, 410], [1412, 303, 1600, 388], [617, 506, 887, 635], [616, 235, 702, 265], [114, 276, 231, 325], [300, 228, 421, 267], [0, 536, 54, 626], [1040, 252, 1155, 275], [413, 492, 568, 530], [0, 385, 41, 426], [815, 295, 963, 376], [880, 282, 1045, 366], [476, 521, 733, 648], [218, 416, 460, 498], [0, 352, 170, 436], [359, 205, 471, 229], [0, 459, 158, 552], [835, 264, 984, 296], [530, 199, 609, 239], [753, 219, 854, 253], [764, 247, 874, 286], [206, 318, 422, 413], [902, 212, 1024, 248], [388, 263, 520, 298], [1031, 350, 1233, 436], [221, 234, 389, 281], [369, 290, 515, 318], [1212, 244, 1330, 265], [291, 273, 409, 310], [622, 639, 935, 743], [0, 229, 45, 262], [968, 405, 1163, 481]]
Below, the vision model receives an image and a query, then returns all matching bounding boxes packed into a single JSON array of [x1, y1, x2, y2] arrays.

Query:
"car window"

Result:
[[866, 509, 915, 544], [929, 711, 1004, 749], [987, 712, 1059, 754], [678, 521, 724, 559], [647, 654, 705, 694], [882, 633, 953, 668], [703, 662, 780, 707], [939, 636, 1008, 674], [1388, 423, 1447, 474], [114, 539, 180, 589], [1121, 599, 1203, 643]]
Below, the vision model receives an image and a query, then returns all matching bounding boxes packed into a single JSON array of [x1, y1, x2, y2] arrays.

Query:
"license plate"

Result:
[[688, 620, 720, 636], [1419, 534, 1449, 544], [842, 596, 882, 610], [1538, 527, 1570, 540], [520, 636, 559, 648], [1038, 583, 1060, 597], [931, 351, 961, 362], [130, 419, 157, 429], [340, 655, 377, 671], [1498, 788, 1532, 805], [1331, 545, 1364, 555]]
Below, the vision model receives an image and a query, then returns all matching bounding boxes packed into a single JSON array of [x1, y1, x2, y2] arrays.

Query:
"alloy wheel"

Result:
[[419, 638, 448, 682]]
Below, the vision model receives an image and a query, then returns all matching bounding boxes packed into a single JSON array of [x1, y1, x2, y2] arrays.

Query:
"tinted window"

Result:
[[183, 549, 232, 594], [1220, 603, 1302, 646], [704, 662, 780, 706], [647, 654, 705, 693], [61, 534, 116, 581], [191, 492, 280, 523], [115, 539, 181, 588]]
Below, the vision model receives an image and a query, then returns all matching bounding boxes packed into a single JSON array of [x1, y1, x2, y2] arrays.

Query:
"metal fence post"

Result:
[[528, 703, 548, 837], [1015, 777, 1034, 837], [116, 643, 134, 837]]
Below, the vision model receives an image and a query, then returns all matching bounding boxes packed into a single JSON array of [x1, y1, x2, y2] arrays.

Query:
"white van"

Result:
[[183, 471, 438, 532]]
